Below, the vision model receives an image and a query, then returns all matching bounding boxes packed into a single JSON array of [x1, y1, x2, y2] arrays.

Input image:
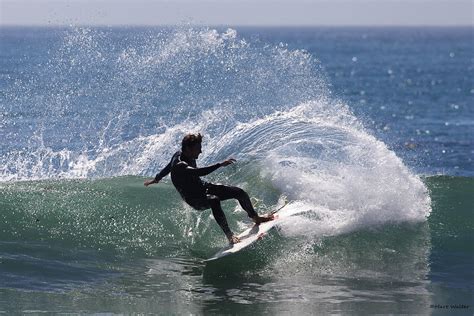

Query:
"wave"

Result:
[[4, 175, 461, 260], [1, 26, 431, 251]]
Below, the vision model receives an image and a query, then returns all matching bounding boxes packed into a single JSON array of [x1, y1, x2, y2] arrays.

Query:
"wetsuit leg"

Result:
[[205, 184, 258, 218], [206, 194, 233, 238]]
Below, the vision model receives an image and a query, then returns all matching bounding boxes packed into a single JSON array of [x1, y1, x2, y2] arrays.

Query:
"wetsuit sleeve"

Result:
[[181, 163, 221, 177], [154, 160, 172, 182]]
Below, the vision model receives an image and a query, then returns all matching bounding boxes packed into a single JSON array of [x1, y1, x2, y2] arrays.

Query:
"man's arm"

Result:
[[144, 160, 172, 187], [180, 158, 236, 177]]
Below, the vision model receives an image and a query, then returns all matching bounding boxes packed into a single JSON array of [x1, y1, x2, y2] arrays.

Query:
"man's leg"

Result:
[[205, 184, 273, 224], [206, 194, 235, 242], [206, 184, 258, 218]]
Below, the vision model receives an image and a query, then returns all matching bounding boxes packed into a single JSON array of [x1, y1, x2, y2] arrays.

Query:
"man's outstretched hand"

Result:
[[144, 179, 159, 187], [220, 158, 236, 167]]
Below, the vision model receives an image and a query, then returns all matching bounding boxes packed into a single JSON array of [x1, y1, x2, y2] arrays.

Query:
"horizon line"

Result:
[[2, 23, 473, 28]]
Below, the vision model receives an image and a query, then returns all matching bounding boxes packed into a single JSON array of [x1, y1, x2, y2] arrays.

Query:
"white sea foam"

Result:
[[207, 100, 431, 236]]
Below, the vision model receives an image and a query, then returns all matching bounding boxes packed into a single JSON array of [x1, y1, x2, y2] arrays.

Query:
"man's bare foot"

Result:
[[228, 235, 241, 244], [253, 214, 275, 225]]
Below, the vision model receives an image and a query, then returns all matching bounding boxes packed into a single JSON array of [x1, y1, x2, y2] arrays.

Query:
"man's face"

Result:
[[187, 143, 202, 159]]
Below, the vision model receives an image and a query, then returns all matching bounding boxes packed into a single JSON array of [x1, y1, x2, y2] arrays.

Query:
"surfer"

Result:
[[144, 133, 273, 244]]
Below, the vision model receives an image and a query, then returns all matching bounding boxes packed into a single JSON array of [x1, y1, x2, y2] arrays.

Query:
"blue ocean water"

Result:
[[0, 26, 473, 314]]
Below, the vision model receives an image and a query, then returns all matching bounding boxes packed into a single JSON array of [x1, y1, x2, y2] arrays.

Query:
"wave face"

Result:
[[1, 27, 431, 235]]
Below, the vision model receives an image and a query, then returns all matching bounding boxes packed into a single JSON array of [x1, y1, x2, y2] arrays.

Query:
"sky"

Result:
[[0, 0, 472, 26]]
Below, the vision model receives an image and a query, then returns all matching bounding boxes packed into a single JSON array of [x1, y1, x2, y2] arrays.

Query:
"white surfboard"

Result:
[[205, 204, 304, 262]]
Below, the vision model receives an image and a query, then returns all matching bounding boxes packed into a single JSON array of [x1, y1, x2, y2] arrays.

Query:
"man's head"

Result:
[[181, 133, 203, 159]]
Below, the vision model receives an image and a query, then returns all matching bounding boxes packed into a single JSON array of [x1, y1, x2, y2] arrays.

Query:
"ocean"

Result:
[[0, 26, 473, 314]]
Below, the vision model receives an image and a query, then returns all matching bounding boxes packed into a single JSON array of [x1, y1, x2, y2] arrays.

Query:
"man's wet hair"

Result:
[[181, 133, 203, 151]]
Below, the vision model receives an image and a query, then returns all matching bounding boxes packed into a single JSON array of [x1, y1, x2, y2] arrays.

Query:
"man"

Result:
[[144, 133, 273, 244]]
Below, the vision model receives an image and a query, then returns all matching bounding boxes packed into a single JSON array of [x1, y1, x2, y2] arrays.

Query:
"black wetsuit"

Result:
[[154, 151, 258, 237]]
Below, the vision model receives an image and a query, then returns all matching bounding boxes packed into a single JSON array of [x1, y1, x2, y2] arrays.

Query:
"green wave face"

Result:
[[1, 175, 469, 258], [1, 176, 222, 257]]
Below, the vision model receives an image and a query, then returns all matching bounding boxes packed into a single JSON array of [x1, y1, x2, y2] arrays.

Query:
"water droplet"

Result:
[[352, 56, 358, 62], [449, 52, 455, 58]]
